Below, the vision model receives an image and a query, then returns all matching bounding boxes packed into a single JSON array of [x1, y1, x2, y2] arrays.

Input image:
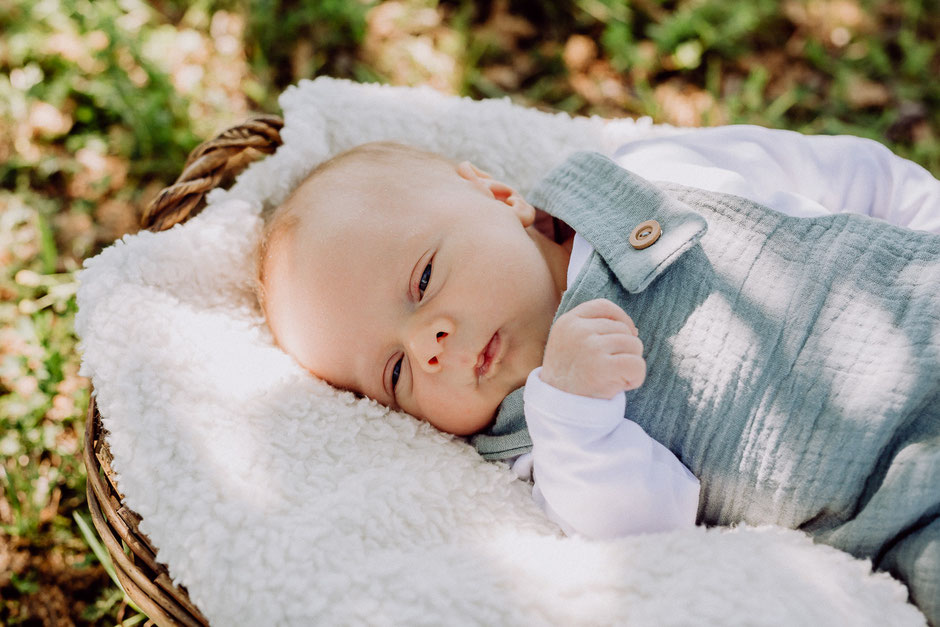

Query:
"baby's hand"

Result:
[[540, 299, 646, 399]]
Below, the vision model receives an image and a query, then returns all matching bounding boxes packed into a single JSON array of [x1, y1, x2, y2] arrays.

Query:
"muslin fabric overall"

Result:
[[472, 152, 940, 622]]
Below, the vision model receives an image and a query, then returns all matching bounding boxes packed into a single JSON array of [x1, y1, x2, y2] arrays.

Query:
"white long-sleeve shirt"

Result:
[[511, 125, 940, 540]]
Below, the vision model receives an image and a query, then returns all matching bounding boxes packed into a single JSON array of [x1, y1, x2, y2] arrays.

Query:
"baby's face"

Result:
[[263, 154, 569, 435]]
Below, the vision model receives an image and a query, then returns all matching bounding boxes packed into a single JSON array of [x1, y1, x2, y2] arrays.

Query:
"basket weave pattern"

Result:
[[83, 115, 284, 626]]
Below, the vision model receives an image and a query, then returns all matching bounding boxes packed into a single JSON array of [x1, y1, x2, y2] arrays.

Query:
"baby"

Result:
[[258, 127, 940, 622]]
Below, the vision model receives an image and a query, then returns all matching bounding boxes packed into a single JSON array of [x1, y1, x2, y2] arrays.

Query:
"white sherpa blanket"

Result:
[[76, 77, 926, 626]]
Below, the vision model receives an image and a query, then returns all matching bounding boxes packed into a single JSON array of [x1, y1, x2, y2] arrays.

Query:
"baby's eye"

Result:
[[418, 262, 432, 298], [391, 356, 403, 390]]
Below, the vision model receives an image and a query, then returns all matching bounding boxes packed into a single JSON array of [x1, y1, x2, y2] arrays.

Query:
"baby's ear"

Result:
[[456, 161, 508, 199], [456, 161, 535, 227]]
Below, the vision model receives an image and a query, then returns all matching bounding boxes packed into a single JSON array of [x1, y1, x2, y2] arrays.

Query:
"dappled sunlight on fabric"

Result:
[[131, 304, 304, 512], [466, 531, 634, 622], [816, 292, 915, 420], [667, 290, 762, 403], [184, 315, 292, 403], [465, 524, 927, 625]]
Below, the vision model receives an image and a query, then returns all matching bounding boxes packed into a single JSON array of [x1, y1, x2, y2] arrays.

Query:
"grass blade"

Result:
[[73, 510, 146, 616]]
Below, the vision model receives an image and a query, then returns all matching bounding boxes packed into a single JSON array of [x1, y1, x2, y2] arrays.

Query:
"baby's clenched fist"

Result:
[[539, 299, 646, 399]]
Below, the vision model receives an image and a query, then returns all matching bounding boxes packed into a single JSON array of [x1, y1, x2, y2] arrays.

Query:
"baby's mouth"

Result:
[[475, 331, 502, 379]]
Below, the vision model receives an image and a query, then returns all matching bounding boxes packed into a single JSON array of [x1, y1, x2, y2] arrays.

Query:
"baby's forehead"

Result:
[[292, 160, 400, 213], [329, 144, 460, 186], [293, 160, 457, 227]]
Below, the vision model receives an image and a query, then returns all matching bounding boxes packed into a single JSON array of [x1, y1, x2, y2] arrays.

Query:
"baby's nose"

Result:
[[408, 317, 454, 374], [427, 331, 447, 366]]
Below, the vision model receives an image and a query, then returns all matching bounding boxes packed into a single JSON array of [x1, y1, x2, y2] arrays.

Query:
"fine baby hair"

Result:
[[254, 141, 456, 319]]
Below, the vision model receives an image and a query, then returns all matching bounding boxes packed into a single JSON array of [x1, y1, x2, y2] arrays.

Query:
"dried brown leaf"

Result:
[[654, 80, 723, 127], [563, 35, 597, 73]]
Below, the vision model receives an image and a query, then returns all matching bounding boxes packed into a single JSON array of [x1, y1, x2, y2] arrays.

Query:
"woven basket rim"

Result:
[[85, 395, 210, 626], [82, 114, 285, 626]]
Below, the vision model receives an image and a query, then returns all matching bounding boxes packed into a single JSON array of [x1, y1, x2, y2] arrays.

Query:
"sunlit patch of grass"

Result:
[[443, 0, 939, 173], [1, 191, 101, 622]]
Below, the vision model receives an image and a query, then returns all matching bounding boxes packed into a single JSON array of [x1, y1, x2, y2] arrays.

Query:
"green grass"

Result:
[[1, 0, 937, 622]]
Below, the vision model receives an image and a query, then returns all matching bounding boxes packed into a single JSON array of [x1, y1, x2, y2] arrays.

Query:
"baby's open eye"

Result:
[[418, 262, 432, 298], [391, 356, 403, 390]]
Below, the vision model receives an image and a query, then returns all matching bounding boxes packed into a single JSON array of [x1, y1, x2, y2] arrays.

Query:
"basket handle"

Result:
[[141, 114, 285, 232]]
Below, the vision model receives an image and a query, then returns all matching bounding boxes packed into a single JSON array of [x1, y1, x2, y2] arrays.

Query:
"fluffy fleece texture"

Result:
[[76, 77, 926, 626]]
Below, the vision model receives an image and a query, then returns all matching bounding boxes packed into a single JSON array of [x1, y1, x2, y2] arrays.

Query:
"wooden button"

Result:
[[629, 220, 662, 249]]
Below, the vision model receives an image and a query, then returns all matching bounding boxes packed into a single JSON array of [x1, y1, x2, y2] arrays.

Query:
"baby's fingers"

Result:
[[611, 353, 647, 390], [577, 317, 640, 338], [571, 299, 639, 335], [601, 331, 644, 356]]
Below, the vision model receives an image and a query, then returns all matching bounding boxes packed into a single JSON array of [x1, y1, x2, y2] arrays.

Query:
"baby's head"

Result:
[[258, 142, 569, 435]]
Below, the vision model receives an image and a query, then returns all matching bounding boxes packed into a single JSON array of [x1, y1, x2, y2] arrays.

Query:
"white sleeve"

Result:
[[520, 367, 700, 540], [613, 125, 940, 233]]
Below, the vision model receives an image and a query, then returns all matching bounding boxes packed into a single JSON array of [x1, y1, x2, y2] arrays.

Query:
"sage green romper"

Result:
[[472, 152, 940, 623]]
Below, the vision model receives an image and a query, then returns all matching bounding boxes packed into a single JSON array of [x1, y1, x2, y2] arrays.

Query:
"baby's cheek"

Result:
[[417, 383, 499, 435]]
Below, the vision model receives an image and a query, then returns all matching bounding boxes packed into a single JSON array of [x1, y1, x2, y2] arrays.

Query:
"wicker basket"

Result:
[[82, 115, 284, 626]]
